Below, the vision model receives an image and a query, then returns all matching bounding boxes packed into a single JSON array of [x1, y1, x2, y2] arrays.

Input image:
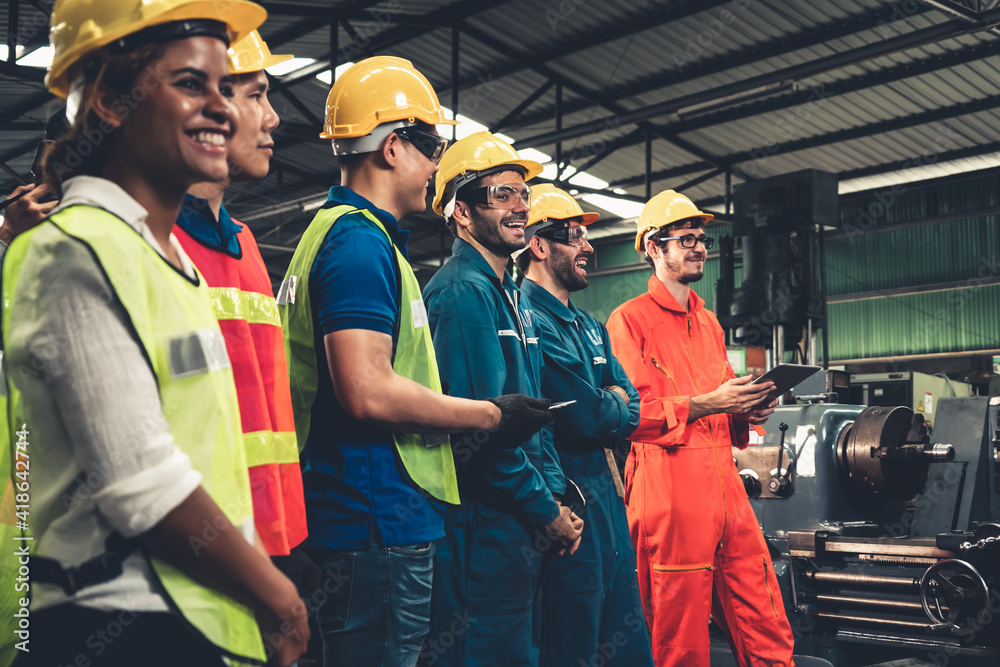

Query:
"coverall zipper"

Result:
[[763, 556, 779, 617], [687, 313, 728, 546], [652, 563, 715, 573], [649, 356, 679, 393]]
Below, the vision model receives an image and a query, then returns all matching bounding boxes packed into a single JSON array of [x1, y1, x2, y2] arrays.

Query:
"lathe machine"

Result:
[[713, 392, 1000, 666]]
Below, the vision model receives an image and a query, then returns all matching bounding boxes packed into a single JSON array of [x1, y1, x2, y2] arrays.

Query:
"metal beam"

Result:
[[489, 80, 555, 133], [436, 0, 732, 100], [838, 139, 1000, 181], [0, 137, 46, 193], [451, 26, 459, 141], [258, 2, 434, 24], [514, 17, 999, 150], [535, 40, 1000, 170], [458, 23, 725, 171], [675, 167, 725, 193], [8, 0, 19, 64], [507, 4, 934, 130], [0, 60, 45, 84], [279, 0, 514, 87], [266, 74, 324, 129], [609, 95, 1000, 188], [571, 127, 645, 175]]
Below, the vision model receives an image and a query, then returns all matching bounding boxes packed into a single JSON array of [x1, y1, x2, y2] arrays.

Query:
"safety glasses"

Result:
[[394, 126, 449, 164], [537, 225, 590, 248], [657, 234, 715, 250], [459, 183, 532, 210]]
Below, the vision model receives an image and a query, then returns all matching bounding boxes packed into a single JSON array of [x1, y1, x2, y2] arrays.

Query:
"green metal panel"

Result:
[[595, 239, 642, 270], [828, 284, 1000, 360], [572, 271, 650, 324], [825, 216, 1000, 296]]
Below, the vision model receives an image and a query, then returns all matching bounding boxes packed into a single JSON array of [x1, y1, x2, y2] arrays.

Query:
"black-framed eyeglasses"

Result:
[[394, 127, 449, 164], [458, 183, 531, 210], [536, 225, 590, 248], [656, 234, 715, 250]]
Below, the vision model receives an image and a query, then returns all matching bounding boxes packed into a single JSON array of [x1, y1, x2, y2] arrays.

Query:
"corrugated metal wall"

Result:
[[572, 170, 1000, 360]]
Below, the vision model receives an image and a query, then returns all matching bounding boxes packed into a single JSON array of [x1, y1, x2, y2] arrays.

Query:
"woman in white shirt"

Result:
[[1, 1, 308, 665]]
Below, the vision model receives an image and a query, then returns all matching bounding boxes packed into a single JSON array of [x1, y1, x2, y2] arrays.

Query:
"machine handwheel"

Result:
[[919, 559, 990, 633]]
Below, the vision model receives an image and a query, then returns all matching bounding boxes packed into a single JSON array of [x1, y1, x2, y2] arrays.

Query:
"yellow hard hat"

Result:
[[228, 29, 291, 74], [634, 189, 713, 252], [433, 131, 544, 217], [47, 0, 266, 98], [321, 56, 457, 140], [527, 184, 599, 228]]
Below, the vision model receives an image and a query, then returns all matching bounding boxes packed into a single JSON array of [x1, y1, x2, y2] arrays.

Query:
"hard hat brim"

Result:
[[47, 0, 267, 98]]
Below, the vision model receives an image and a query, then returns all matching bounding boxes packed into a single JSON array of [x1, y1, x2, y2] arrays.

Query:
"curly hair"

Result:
[[41, 43, 167, 194]]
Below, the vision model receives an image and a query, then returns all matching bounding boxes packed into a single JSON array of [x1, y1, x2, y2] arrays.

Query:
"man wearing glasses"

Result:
[[606, 190, 793, 667], [421, 133, 584, 666], [279, 60, 545, 667], [515, 184, 655, 667]]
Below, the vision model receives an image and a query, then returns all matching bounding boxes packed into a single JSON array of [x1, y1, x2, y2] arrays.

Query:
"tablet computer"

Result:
[[751, 363, 822, 404]]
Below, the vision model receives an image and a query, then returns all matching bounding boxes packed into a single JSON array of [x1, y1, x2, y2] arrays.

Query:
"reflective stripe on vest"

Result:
[[174, 222, 305, 556], [244, 430, 299, 467], [209, 286, 281, 326], [279, 204, 460, 505], [0, 207, 266, 665]]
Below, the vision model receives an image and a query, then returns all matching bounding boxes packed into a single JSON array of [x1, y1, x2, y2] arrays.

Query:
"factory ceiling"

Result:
[[2, 0, 1000, 283]]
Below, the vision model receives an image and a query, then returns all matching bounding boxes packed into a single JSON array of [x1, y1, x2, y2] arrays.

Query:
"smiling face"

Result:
[[114, 36, 235, 191], [225, 70, 278, 182], [545, 219, 594, 293], [462, 170, 530, 257], [650, 220, 706, 285]]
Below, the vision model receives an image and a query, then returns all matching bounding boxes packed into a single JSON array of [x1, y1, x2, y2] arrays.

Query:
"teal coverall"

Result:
[[420, 238, 564, 667]]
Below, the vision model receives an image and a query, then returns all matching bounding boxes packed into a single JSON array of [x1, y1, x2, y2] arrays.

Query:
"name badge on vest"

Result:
[[423, 433, 449, 448], [411, 298, 429, 329], [276, 276, 297, 305], [168, 329, 231, 379]]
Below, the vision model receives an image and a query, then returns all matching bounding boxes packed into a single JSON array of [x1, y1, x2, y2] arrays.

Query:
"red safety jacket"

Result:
[[608, 275, 793, 667], [176, 223, 307, 556]]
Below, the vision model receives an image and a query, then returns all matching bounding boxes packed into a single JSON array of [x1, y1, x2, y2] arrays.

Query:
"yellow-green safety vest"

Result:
[[278, 204, 459, 505], [0, 206, 266, 665]]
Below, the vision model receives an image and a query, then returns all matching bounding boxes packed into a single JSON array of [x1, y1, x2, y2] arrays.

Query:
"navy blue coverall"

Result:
[[520, 279, 654, 667]]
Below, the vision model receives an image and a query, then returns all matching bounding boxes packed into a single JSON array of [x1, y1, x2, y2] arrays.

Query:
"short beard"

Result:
[[665, 256, 703, 285], [469, 208, 527, 257], [551, 245, 588, 292]]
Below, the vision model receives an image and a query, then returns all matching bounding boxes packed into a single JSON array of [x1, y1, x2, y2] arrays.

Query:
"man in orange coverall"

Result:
[[606, 190, 795, 667]]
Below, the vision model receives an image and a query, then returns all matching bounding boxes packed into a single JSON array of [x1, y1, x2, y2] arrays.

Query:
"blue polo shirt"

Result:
[[302, 186, 443, 550], [176, 193, 243, 255]]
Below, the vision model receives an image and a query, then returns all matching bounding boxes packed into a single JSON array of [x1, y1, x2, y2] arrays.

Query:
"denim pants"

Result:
[[310, 539, 435, 667]]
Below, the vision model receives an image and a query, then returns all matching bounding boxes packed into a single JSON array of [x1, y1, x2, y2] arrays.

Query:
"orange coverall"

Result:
[[607, 275, 794, 667]]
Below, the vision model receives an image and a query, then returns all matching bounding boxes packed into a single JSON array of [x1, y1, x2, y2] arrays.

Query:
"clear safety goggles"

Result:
[[394, 126, 449, 164], [459, 183, 532, 210], [537, 224, 590, 248]]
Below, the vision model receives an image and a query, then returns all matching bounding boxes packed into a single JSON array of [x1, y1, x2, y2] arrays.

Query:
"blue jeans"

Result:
[[310, 540, 435, 667]]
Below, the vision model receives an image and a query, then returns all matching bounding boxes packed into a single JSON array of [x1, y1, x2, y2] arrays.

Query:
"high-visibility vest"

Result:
[[175, 222, 306, 556], [0, 206, 266, 665], [278, 204, 460, 505]]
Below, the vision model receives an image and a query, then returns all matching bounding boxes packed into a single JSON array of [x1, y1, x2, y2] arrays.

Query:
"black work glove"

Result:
[[271, 545, 322, 604], [484, 394, 554, 449]]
